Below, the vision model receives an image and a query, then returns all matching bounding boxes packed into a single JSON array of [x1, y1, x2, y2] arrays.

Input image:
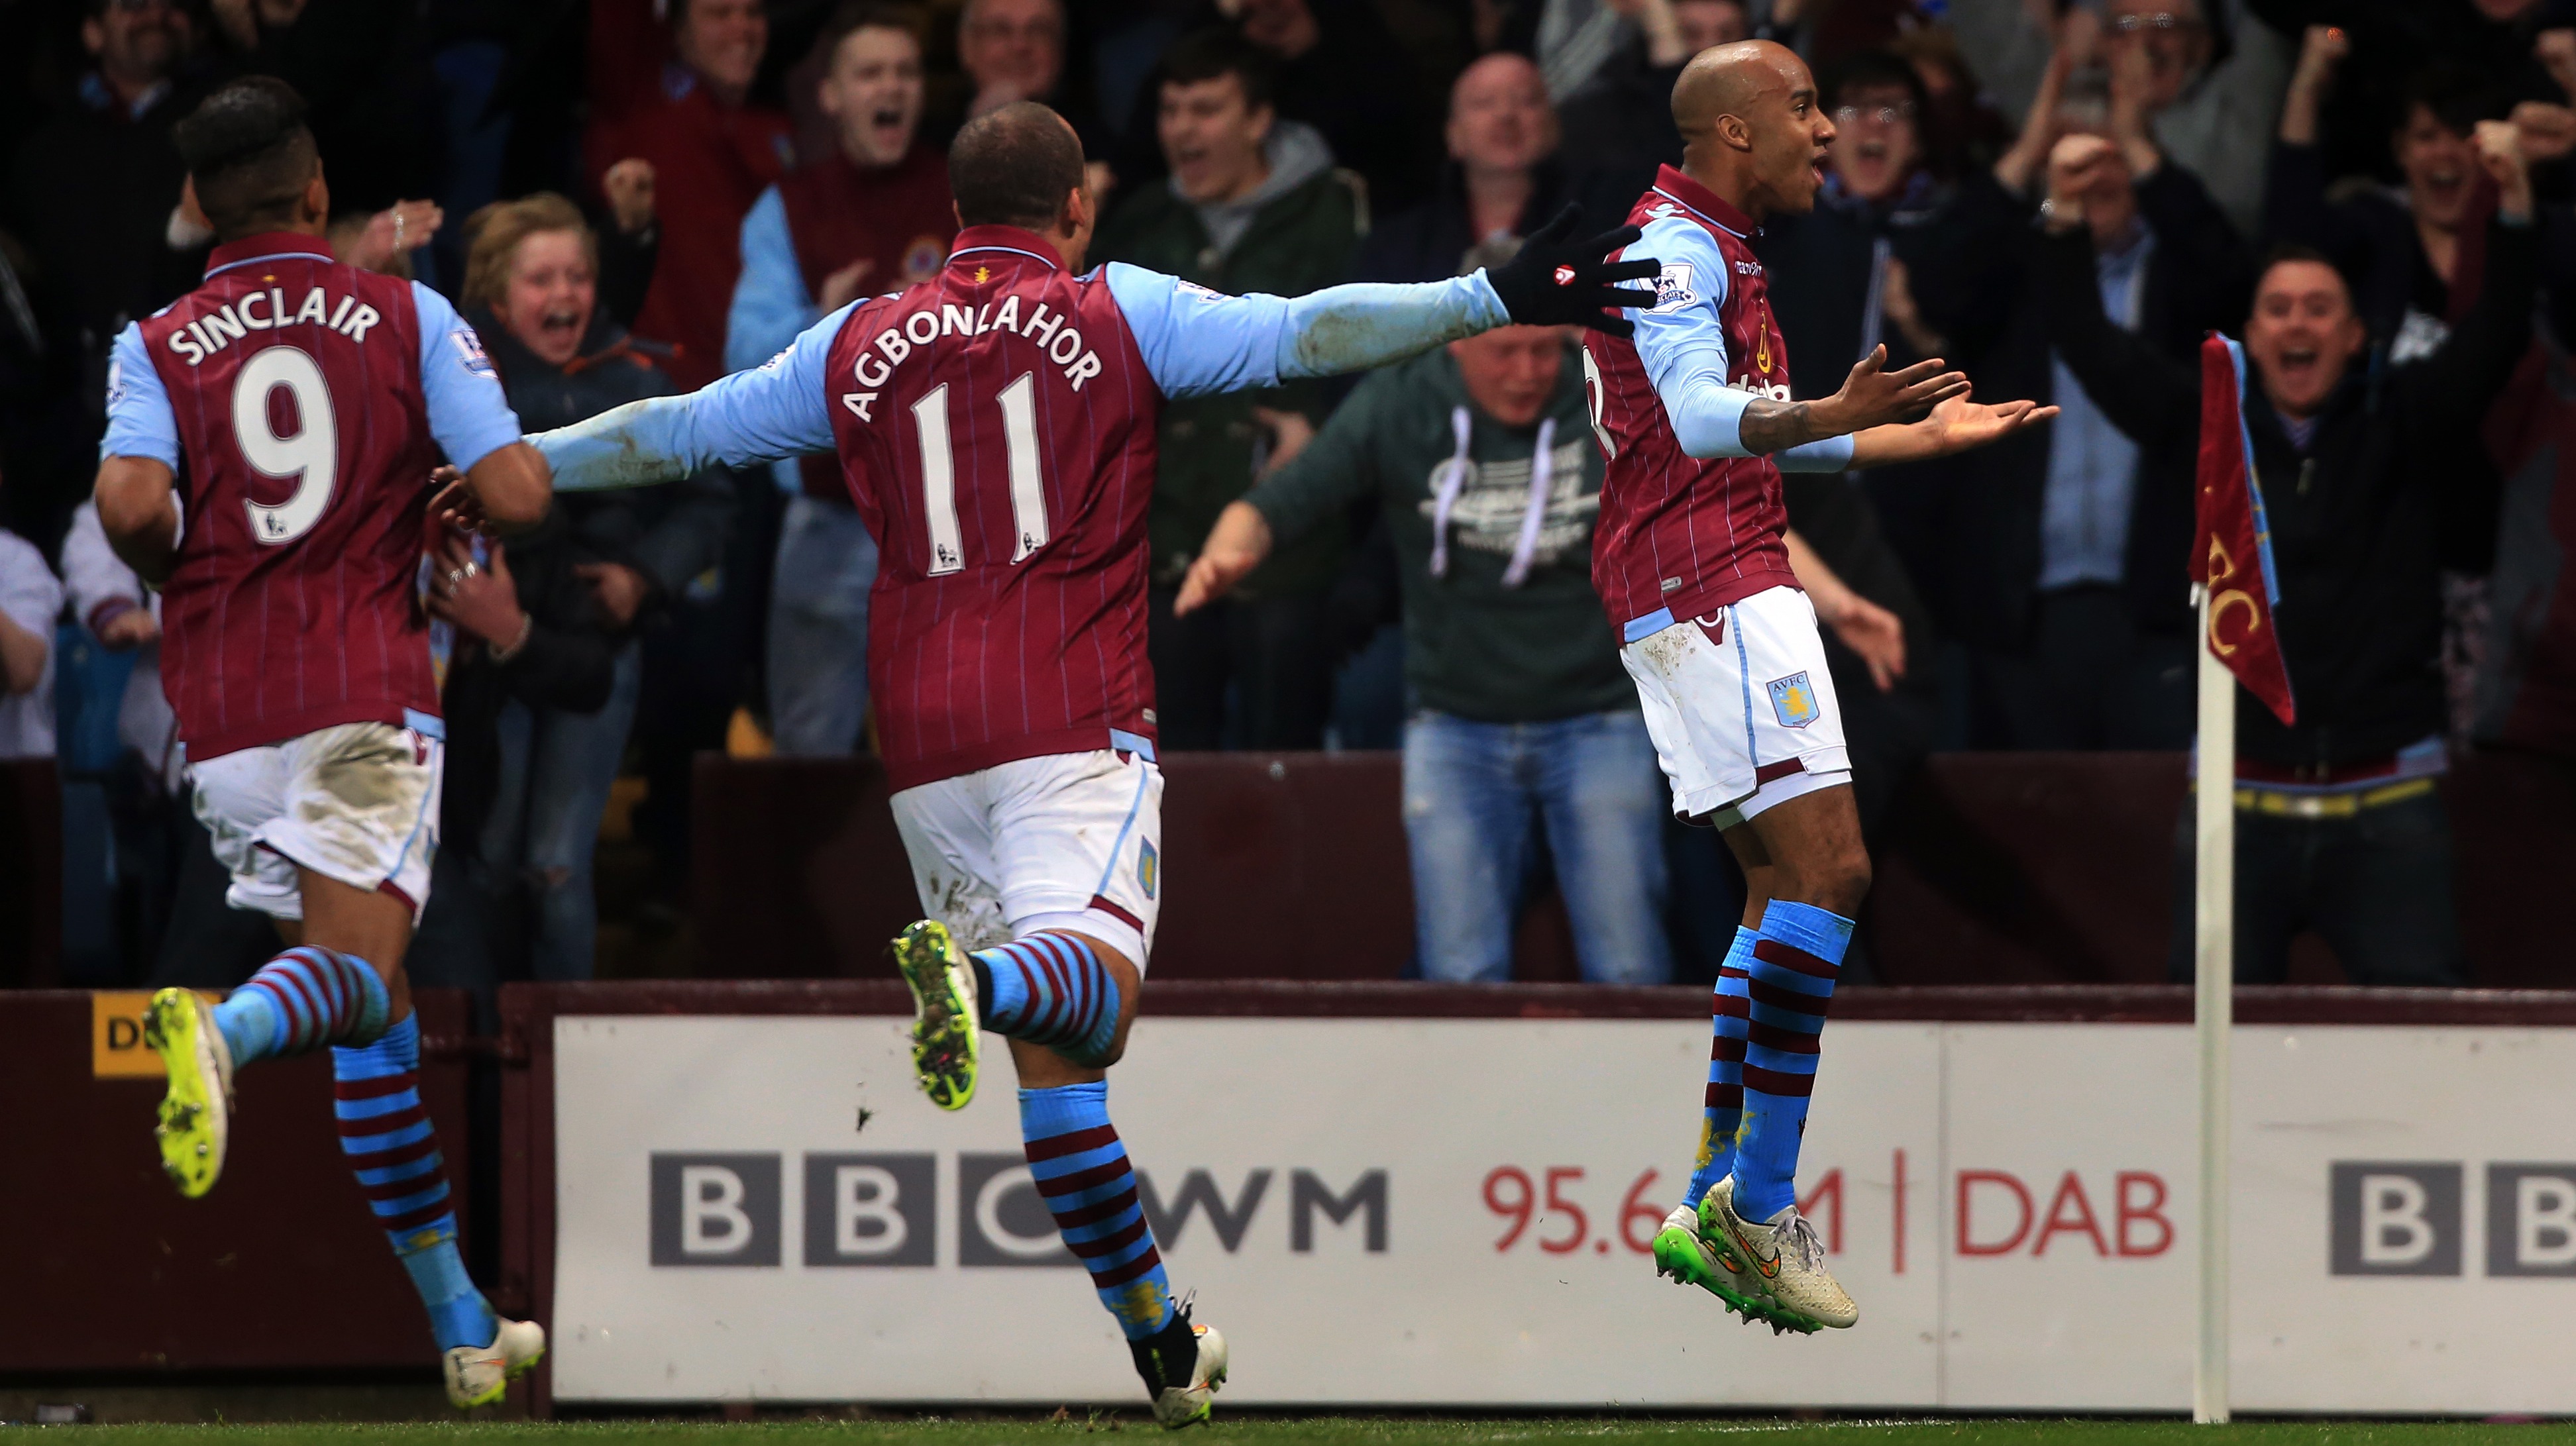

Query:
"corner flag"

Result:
[[2192, 335, 2296, 726]]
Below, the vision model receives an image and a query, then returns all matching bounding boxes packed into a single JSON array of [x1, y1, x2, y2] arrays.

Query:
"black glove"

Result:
[[1485, 204, 1660, 338]]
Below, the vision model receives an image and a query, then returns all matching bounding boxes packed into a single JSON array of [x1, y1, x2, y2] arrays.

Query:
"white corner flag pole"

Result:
[[2192, 582, 2235, 1425]]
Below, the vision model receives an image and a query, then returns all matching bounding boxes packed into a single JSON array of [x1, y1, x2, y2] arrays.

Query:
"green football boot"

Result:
[[144, 988, 234, 1198], [892, 920, 981, 1110]]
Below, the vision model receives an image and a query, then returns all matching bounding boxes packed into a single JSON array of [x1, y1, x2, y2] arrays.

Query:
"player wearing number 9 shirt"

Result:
[[91, 80, 555, 1408], [529, 101, 1654, 1425]]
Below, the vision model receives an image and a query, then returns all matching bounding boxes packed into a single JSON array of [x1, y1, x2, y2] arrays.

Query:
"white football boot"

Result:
[[1133, 1308, 1228, 1428], [1702, 1176, 1858, 1331], [444, 1317, 547, 1408]]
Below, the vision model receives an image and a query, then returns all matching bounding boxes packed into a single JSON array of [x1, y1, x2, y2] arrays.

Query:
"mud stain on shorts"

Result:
[[1635, 625, 1695, 680]]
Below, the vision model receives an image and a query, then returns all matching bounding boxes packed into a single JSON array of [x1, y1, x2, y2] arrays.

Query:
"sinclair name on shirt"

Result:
[[841, 295, 1103, 422], [165, 287, 383, 366]]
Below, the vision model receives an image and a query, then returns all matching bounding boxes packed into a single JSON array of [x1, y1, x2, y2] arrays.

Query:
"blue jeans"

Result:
[[1403, 709, 1674, 984], [767, 495, 879, 756], [480, 640, 642, 982]]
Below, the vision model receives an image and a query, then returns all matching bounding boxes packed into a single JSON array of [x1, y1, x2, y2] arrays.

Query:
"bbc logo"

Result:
[[2329, 1162, 2576, 1277], [647, 1151, 1387, 1268], [651, 1153, 938, 1268]]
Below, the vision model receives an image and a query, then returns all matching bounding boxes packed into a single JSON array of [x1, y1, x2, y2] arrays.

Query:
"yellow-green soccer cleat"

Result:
[[892, 919, 981, 1110], [144, 987, 234, 1198], [1699, 1175, 1856, 1333], [1652, 1201, 1778, 1325], [443, 1316, 546, 1408]]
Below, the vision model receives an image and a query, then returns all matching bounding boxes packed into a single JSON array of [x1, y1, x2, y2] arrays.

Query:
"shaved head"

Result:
[[1672, 40, 1804, 142], [1668, 38, 1833, 222]]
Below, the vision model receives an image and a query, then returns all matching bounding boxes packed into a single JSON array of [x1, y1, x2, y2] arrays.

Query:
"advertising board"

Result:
[[549, 1015, 2576, 1411]]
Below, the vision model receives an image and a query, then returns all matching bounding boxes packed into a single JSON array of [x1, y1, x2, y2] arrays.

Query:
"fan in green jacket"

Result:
[[1090, 27, 1366, 748], [1175, 317, 1673, 985]]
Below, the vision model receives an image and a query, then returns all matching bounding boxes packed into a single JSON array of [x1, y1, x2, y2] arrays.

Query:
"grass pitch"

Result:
[[1, 1421, 2569, 1445]]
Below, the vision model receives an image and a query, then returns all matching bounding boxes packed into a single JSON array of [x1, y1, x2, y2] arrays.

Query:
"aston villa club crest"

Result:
[[1138, 840, 1158, 900], [1768, 672, 1819, 729]]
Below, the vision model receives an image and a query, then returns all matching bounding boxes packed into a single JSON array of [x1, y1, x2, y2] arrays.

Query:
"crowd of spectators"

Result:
[[7, 0, 2576, 993]]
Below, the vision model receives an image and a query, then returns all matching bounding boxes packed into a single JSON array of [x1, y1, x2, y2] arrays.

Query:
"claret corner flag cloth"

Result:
[[2193, 334, 2296, 727]]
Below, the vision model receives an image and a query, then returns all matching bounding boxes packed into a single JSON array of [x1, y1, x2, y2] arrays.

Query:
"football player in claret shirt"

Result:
[[91, 79, 555, 1408], [1584, 42, 2055, 1333], [531, 101, 1653, 1423]]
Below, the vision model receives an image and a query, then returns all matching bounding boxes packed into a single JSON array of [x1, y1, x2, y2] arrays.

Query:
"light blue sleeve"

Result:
[[1100, 263, 1511, 400], [1626, 216, 1765, 461], [533, 302, 850, 491], [99, 323, 181, 468], [724, 187, 824, 493], [411, 284, 525, 473], [1774, 435, 1857, 471]]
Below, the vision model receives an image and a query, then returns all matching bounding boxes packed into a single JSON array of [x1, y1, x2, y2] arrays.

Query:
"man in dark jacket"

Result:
[[2041, 122, 2540, 984], [1758, 53, 1962, 385], [1919, 126, 2255, 750], [1094, 28, 1365, 749], [1176, 322, 1670, 984], [6, 0, 211, 542], [1556, 0, 1752, 184], [1354, 53, 1628, 286]]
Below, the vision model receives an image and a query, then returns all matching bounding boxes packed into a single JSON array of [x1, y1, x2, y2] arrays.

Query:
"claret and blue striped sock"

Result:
[[974, 933, 1121, 1064], [1021, 1081, 1177, 1341], [334, 1015, 497, 1352], [210, 945, 392, 1066], [1684, 925, 1757, 1208], [1732, 901, 1852, 1222]]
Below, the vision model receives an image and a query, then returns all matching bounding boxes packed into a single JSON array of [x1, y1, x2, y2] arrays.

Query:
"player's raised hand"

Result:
[[1822, 346, 1969, 433], [1919, 391, 2060, 452], [1487, 205, 1660, 338], [1175, 501, 1274, 617]]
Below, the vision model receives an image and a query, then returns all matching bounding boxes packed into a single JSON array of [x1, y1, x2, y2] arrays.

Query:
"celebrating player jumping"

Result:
[[1591, 42, 2053, 1333], [526, 101, 1655, 1424], [92, 79, 555, 1406]]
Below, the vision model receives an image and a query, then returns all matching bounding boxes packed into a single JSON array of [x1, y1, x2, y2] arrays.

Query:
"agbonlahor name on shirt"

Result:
[[839, 293, 1108, 423]]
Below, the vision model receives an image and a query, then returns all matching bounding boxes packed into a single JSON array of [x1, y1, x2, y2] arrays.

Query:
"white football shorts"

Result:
[[187, 718, 443, 924], [1619, 584, 1852, 827], [889, 748, 1164, 970]]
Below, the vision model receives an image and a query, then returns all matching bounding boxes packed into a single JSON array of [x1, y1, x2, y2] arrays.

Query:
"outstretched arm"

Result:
[[1624, 213, 1983, 467], [533, 301, 848, 491], [1111, 206, 1656, 399]]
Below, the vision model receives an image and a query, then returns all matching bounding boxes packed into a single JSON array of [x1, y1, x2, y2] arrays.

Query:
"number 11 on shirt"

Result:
[[915, 370, 1049, 575]]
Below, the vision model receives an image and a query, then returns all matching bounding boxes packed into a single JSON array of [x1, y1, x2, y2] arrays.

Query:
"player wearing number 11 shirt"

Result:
[[91, 80, 555, 1409], [532, 101, 1654, 1425]]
